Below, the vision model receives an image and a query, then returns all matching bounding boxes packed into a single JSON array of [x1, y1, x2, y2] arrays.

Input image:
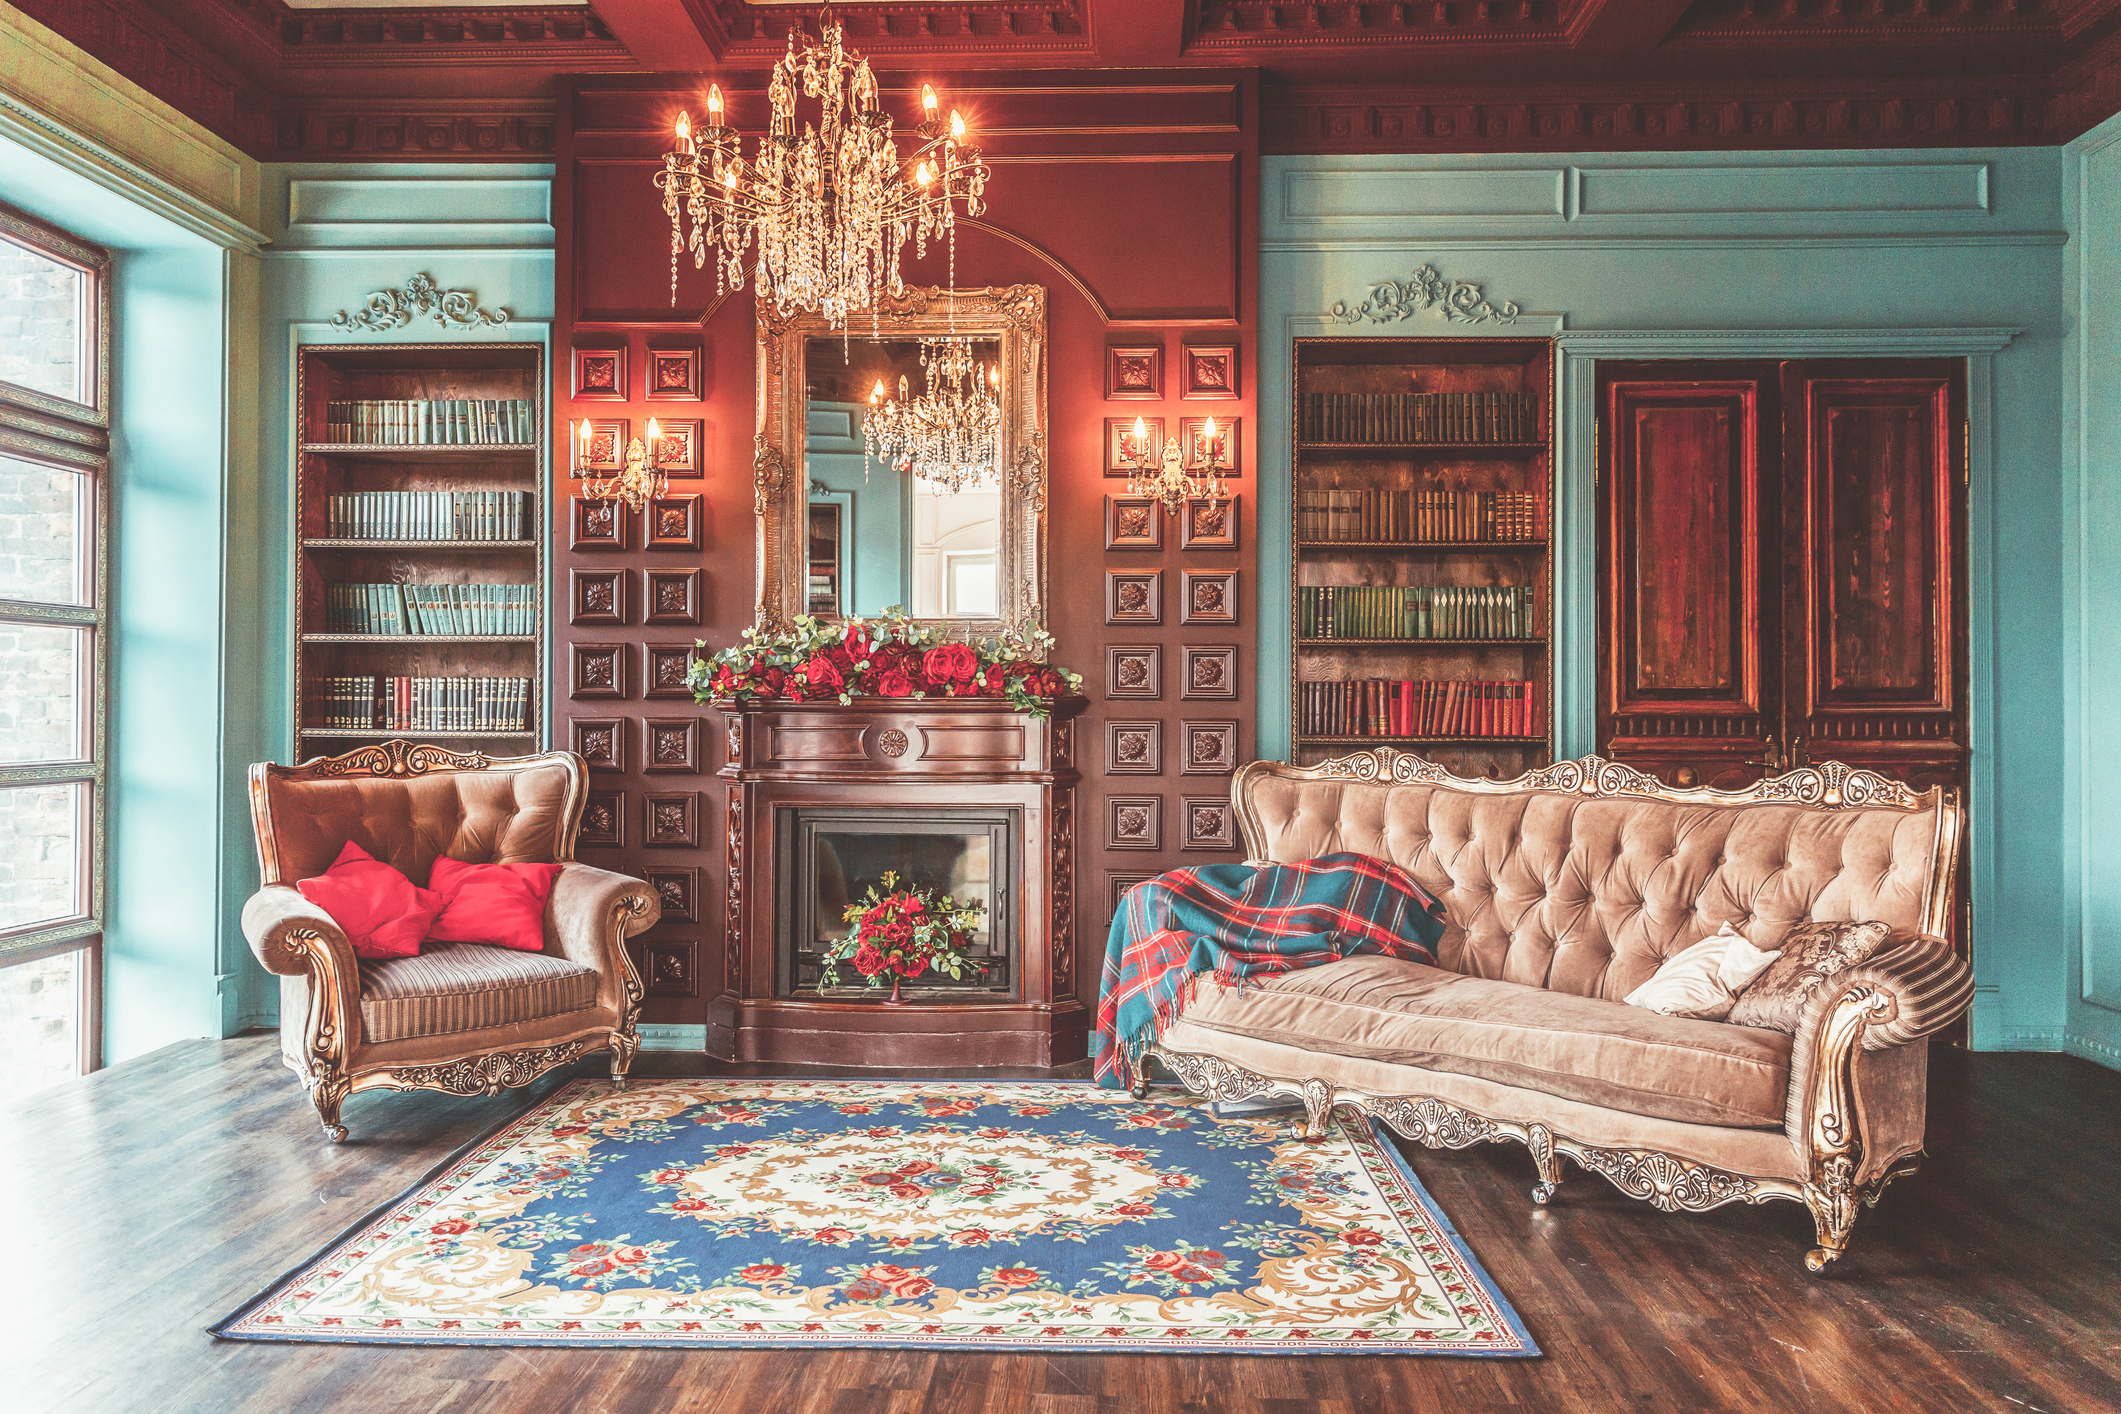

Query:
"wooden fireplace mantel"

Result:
[[708, 695, 1089, 1068]]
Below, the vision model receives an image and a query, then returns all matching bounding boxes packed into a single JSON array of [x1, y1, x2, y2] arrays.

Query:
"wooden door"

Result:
[[1597, 364, 1782, 790]]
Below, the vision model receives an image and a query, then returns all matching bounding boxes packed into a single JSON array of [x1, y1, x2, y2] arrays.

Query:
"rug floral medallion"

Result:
[[215, 1079, 1536, 1356]]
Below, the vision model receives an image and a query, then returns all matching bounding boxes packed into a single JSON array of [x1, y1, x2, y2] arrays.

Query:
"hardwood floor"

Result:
[[3, 1037, 2115, 1414]]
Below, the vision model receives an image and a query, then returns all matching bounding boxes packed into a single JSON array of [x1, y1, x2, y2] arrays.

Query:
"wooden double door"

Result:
[[1596, 359, 1968, 803]]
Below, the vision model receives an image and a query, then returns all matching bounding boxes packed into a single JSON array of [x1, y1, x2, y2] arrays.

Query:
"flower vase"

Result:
[[883, 974, 905, 1006]]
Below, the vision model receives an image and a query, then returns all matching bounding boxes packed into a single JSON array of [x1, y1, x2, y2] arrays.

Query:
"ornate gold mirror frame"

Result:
[[753, 284, 1049, 634]]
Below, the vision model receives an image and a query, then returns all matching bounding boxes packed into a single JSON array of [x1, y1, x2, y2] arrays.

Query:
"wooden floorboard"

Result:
[[3, 1038, 2116, 1414]]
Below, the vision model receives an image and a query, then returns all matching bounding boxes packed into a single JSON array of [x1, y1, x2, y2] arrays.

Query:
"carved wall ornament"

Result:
[[331, 273, 510, 333], [301, 739, 489, 779], [876, 728, 911, 759], [1327, 263, 1519, 327]]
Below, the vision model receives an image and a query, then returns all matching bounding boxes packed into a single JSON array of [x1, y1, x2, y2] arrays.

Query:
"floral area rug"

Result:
[[214, 1079, 1536, 1355]]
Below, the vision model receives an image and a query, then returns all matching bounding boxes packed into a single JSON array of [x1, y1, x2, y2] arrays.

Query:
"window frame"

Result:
[[0, 201, 111, 1078]]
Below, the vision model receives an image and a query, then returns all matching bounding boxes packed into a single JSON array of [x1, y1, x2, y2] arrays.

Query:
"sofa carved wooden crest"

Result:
[[241, 741, 660, 1141], [1136, 750, 1973, 1273]]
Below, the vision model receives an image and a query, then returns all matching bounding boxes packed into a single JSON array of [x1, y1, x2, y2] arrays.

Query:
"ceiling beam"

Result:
[[592, 0, 720, 69]]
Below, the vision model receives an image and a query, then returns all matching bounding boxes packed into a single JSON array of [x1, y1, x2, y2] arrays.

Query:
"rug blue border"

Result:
[[210, 1078, 1540, 1357]]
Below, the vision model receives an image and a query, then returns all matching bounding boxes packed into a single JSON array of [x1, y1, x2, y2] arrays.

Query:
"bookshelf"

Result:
[[292, 344, 545, 761], [1290, 337, 1555, 775]]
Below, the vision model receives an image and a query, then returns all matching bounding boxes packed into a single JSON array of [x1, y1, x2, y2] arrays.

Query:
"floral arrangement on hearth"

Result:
[[690, 608, 1083, 717], [818, 871, 987, 1003]]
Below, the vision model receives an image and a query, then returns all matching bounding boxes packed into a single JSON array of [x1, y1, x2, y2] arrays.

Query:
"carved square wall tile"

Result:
[[1181, 569, 1238, 625], [644, 791, 699, 847], [571, 567, 632, 626], [1182, 796, 1239, 850], [570, 716, 625, 772], [645, 568, 703, 626], [580, 790, 625, 847], [1107, 870, 1157, 924], [647, 493, 702, 550], [569, 494, 629, 550], [1103, 495, 1163, 550], [1181, 416, 1239, 473], [1105, 570, 1162, 626], [645, 345, 701, 401], [644, 715, 701, 774], [1182, 344, 1240, 399], [1182, 495, 1240, 550], [645, 643, 699, 699], [572, 347, 626, 401], [1181, 644, 1239, 701], [634, 941, 698, 997], [1105, 416, 1162, 475], [571, 642, 627, 699], [1105, 343, 1163, 400], [1106, 794, 1162, 851], [1105, 719, 1162, 775], [653, 417, 702, 476], [1180, 719, 1240, 775], [644, 867, 699, 923], [1106, 645, 1162, 700]]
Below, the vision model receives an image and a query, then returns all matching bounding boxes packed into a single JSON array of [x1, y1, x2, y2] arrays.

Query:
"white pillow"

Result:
[[1625, 922, 1782, 1021]]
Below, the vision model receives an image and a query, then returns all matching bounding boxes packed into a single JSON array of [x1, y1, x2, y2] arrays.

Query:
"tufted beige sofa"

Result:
[[1139, 751, 1973, 1272]]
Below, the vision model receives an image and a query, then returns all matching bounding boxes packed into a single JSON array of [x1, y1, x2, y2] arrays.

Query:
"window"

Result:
[[0, 204, 109, 1094]]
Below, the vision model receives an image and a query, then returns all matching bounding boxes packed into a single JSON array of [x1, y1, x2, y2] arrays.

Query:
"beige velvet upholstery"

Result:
[[241, 743, 659, 1141]]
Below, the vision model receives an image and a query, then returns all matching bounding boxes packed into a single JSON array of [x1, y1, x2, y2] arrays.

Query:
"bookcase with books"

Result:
[[292, 344, 545, 760], [1291, 337, 1554, 775]]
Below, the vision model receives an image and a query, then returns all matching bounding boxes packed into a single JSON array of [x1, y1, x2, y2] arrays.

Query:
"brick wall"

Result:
[[0, 243, 79, 402]]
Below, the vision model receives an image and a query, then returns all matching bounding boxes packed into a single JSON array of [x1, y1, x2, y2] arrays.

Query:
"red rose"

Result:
[[1342, 1228, 1384, 1247], [878, 669, 915, 697], [756, 665, 786, 697], [991, 1267, 1043, 1288], [1143, 1250, 1186, 1272], [812, 1227, 855, 1245], [841, 620, 870, 651], [888, 1183, 926, 1199], [864, 1264, 934, 1298], [894, 955, 925, 978], [670, 1197, 709, 1212], [739, 1263, 787, 1282], [572, 1260, 614, 1277], [923, 643, 978, 684], [1109, 1202, 1155, 1217], [429, 1219, 473, 1236], [853, 942, 885, 977]]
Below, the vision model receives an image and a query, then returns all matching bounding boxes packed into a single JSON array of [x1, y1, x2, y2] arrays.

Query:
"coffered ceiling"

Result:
[[15, 0, 2121, 160]]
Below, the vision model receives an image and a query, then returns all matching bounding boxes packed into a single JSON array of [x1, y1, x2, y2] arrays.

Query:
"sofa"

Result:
[[1137, 750, 1973, 1272], [241, 740, 660, 1142]]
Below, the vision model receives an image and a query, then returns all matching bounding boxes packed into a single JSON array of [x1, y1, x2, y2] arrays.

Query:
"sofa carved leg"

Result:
[[1300, 1078, 1336, 1139], [609, 1031, 639, 1092], [312, 1078, 350, 1144], [1528, 1123, 1561, 1204], [1802, 1163, 1860, 1274]]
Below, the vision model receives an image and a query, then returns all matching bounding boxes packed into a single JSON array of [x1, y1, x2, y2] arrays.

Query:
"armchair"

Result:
[[242, 740, 660, 1141]]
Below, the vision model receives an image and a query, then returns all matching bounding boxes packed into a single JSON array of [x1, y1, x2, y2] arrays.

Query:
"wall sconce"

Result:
[[578, 416, 666, 513], [1127, 413, 1228, 514]]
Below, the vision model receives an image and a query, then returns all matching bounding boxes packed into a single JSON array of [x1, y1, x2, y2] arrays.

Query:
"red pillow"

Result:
[[295, 840, 443, 961], [425, 856, 565, 952]]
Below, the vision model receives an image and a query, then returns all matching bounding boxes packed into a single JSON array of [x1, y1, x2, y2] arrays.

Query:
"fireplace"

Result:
[[778, 807, 1018, 999], [711, 695, 1087, 1067]]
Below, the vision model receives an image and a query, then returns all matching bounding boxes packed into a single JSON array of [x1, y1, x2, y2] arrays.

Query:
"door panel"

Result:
[[1597, 368, 1776, 791]]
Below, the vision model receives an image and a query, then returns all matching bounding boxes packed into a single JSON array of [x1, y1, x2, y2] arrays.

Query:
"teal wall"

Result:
[[2061, 113, 2121, 1069], [806, 401, 907, 614], [1257, 148, 2070, 1055], [249, 163, 555, 1027], [0, 105, 269, 1061]]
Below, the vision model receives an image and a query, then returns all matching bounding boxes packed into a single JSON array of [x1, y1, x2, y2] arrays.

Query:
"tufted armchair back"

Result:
[[250, 742, 584, 888], [1236, 754, 1959, 1005]]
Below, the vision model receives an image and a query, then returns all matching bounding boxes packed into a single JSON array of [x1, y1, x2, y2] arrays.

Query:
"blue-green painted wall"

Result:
[[807, 401, 907, 614], [1258, 148, 2069, 1055], [248, 163, 555, 1028]]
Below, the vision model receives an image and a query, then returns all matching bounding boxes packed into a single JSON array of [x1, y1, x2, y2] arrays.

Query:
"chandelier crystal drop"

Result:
[[862, 338, 1003, 494], [654, 13, 990, 328]]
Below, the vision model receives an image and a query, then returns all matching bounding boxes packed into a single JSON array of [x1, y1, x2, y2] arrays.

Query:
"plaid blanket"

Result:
[[1091, 852, 1447, 1089]]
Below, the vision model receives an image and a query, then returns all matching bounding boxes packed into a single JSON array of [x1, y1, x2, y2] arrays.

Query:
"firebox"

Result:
[[775, 806, 1019, 1000]]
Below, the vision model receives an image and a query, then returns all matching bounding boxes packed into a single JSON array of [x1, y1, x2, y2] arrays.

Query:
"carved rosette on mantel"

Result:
[[710, 695, 1087, 1068]]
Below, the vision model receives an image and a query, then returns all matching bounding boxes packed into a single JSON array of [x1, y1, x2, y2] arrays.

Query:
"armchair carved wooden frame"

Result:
[[242, 741, 660, 1142], [1131, 751, 1972, 1274]]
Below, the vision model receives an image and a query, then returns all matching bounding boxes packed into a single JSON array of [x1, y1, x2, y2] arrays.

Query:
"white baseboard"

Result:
[[2064, 1032, 2121, 1069]]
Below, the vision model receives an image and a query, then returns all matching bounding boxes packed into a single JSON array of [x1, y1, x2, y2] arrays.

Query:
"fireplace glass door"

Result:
[[778, 807, 1017, 999]]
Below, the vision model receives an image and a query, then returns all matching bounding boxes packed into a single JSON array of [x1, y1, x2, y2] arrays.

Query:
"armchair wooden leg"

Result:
[[1529, 1123, 1562, 1205], [1803, 1165, 1859, 1274], [311, 1077, 350, 1144], [1300, 1078, 1336, 1139], [609, 1031, 640, 1091]]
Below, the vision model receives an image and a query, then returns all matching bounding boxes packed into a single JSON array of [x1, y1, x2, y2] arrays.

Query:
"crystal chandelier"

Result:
[[574, 416, 666, 513], [654, 12, 990, 328], [1128, 415, 1230, 514], [863, 338, 1003, 494]]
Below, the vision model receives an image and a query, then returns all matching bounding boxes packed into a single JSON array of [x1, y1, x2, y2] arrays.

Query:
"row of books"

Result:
[[1297, 488, 1543, 543], [325, 491, 533, 542], [322, 583, 537, 636], [1299, 585, 1538, 641], [319, 399, 536, 446], [311, 676, 533, 733], [1302, 391, 1538, 445], [1299, 678, 1544, 740]]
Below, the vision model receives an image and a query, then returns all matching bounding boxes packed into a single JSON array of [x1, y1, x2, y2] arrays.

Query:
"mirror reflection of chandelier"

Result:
[[862, 338, 1003, 494], [653, 11, 990, 328]]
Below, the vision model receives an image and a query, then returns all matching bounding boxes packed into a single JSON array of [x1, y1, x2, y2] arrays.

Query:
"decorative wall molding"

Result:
[[1326, 263, 1520, 326], [330, 273, 510, 332]]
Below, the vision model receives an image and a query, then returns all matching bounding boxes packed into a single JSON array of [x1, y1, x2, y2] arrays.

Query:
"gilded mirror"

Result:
[[753, 285, 1047, 633]]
